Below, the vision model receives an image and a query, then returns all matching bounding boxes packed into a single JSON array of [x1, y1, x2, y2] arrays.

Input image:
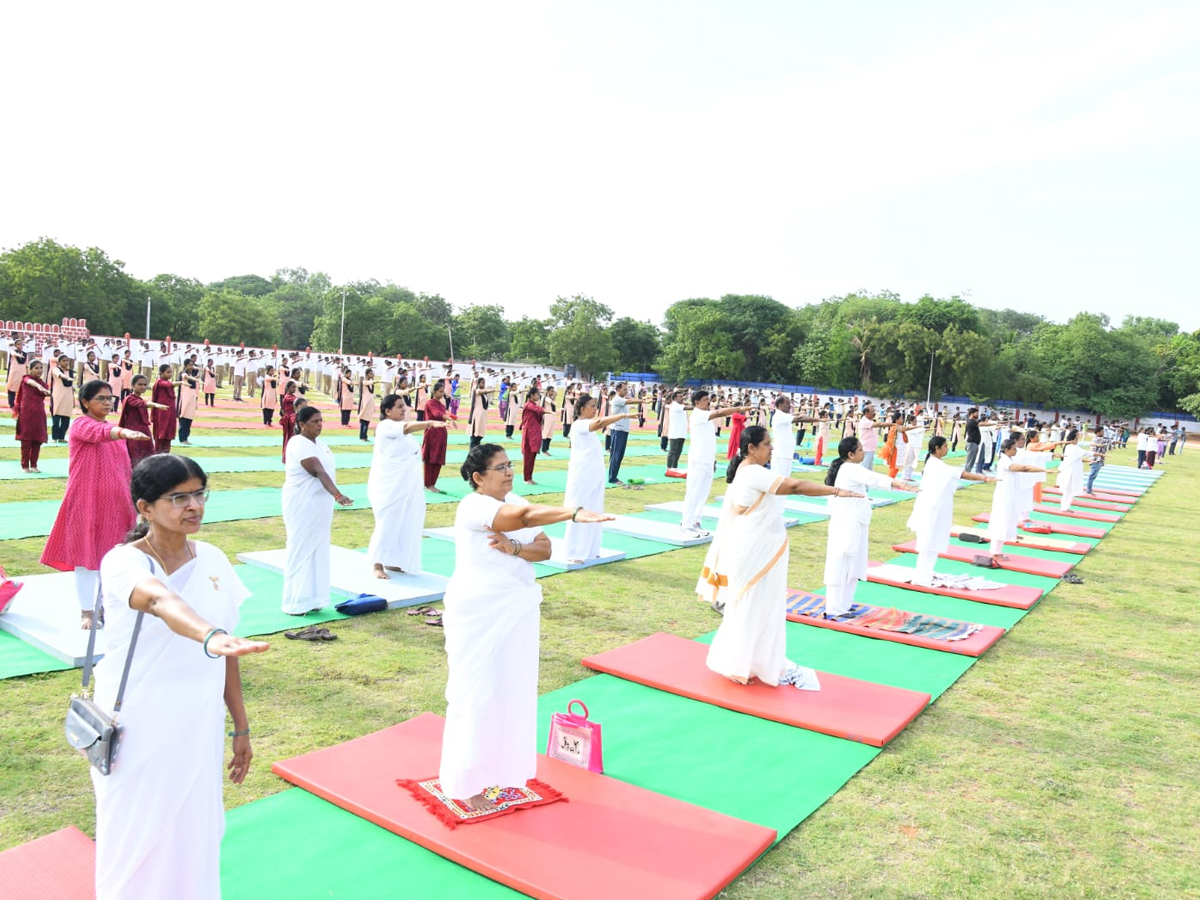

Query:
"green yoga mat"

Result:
[[635, 507, 828, 531], [825, 579, 1030, 631], [221, 789, 523, 900], [0, 629, 73, 680], [232, 565, 348, 637]]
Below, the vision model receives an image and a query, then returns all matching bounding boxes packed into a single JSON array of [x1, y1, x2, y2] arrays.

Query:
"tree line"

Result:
[[2, 237, 1197, 419]]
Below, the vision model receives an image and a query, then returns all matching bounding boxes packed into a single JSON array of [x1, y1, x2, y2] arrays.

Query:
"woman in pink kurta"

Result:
[[177, 365, 200, 445], [40, 379, 152, 627], [540, 388, 557, 455], [203, 360, 217, 407], [151, 365, 178, 454]]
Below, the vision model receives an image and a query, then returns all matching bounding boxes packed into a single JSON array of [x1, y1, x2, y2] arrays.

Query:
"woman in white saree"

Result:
[[823, 436, 918, 617], [1055, 429, 1092, 512], [368, 393, 446, 578], [987, 436, 1050, 556], [561, 393, 637, 563], [282, 406, 354, 614], [94, 455, 268, 900], [698, 426, 858, 689], [439, 444, 612, 810], [906, 436, 995, 585]]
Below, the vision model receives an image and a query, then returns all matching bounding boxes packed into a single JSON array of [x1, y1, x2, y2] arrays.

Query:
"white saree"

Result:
[[93, 542, 248, 900], [439, 491, 544, 800], [906, 454, 963, 584], [562, 424, 605, 561], [823, 462, 895, 615], [1056, 444, 1087, 511], [281, 434, 335, 614], [367, 419, 425, 573], [987, 453, 1021, 551], [698, 463, 811, 687]]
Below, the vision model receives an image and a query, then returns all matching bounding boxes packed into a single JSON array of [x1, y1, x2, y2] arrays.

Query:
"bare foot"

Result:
[[464, 792, 498, 812], [373, 564, 390, 580], [80, 610, 99, 630]]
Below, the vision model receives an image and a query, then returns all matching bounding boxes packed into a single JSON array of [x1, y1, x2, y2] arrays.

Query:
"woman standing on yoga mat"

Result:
[[260, 364, 278, 427], [177, 362, 200, 446], [562, 394, 637, 564], [367, 393, 446, 578], [41, 380, 151, 628], [906, 436, 995, 586], [151, 364, 179, 454], [49, 353, 76, 443], [281, 406, 354, 615], [1054, 429, 1092, 511], [14, 358, 51, 473], [118, 375, 167, 469], [699, 426, 858, 689], [439, 444, 612, 809], [93, 454, 268, 900], [467, 377, 494, 449], [279, 381, 298, 462], [987, 437, 1050, 557], [822, 436, 917, 618], [420, 380, 456, 492], [519, 388, 547, 484]]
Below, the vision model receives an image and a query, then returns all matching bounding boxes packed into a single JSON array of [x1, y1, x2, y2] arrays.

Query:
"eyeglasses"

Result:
[[489, 462, 515, 473], [91, 395, 115, 403], [162, 489, 210, 507]]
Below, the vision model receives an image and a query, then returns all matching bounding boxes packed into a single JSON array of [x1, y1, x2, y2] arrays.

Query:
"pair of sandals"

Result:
[[284, 624, 337, 641], [1061, 573, 1085, 585], [407, 605, 443, 626]]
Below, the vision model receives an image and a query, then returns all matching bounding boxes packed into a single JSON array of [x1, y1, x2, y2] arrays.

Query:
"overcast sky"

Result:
[[3, 1, 1197, 330]]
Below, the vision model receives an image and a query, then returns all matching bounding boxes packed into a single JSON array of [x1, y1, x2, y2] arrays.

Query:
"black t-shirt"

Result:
[[965, 418, 982, 443]]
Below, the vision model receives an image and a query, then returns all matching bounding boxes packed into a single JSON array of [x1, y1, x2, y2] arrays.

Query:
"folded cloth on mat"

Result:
[[867, 563, 1006, 592], [786, 591, 982, 642]]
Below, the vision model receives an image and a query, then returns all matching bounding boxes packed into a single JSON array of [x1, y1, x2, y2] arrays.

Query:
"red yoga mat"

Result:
[[891, 540, 1073, 578], [867, 568, 1043, 610], [1045, 495, 1130, 512], [0, 826, 94, 900], [272, 712, 775, 900], [971, 513, 1106, 540], [1033, 505, 1120, 523], [948, 527, 1091, 556], [785, 589, 1005, 657], [581, 632, 929, 747], [1042, 488, 1135, 506]]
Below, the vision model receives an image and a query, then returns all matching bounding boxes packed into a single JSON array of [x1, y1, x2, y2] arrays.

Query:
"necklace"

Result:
[[144, 532, 194, 574]]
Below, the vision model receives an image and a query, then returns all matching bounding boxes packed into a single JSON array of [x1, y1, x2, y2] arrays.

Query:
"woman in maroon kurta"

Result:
[[280, 381, 298, 462], [118, 374, 162, 468], [15, 359, 51, 472], [40, 379, 152, 627], [151, 364, 179, 454], [520, 389, 547, 484], [420, 380, 456, 491]]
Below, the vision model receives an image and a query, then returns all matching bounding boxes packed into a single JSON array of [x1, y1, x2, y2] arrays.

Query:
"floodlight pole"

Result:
[[926, 351, 935, 408], [145, 297, 151, 340], [339, 290, 347, 354]]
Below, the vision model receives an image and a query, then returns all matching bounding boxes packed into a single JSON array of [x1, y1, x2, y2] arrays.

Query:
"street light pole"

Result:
[[447, 325, 454, 363], [338, 290, 346, 355], [926, 351, 935, 408], [145, 296, 151, 340]]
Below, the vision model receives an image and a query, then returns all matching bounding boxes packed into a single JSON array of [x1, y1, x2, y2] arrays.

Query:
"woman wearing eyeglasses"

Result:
[[93, 453, 268, 900], [438, 444, 612, 811], [40, 380, 152, 628]]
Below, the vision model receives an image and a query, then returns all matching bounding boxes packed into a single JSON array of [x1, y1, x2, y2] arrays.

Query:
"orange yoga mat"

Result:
[[948, 527, 1091, 555], [1033, 505, 1121, 523], [581, 632, 930, 747], [272, 712, 776, 900], [891, 540, 1073, 579], [867, 567, 1044, 609], [785, 589, 1005, 657], [1042, 488, 1135, 505], [1042, 495, 1131, 512], [971, 513, 1106, 540], [0, 826, 94, 900]]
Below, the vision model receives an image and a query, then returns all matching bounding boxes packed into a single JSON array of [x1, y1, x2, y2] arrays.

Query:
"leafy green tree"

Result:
[[390, 303, 450, 360], [196, 290, 280, 347], [608, 317, 661, 373], [208, 274, 274, 297], [508, 317, 551, 362], [550, 294, 614, 328], [143, 274, 205, 342], [548, 311, 618, 378], [267, 283, 323, 351], [658, 304, 743, 381], [453, 305, 510, 360], [415, 293, 453, 326]]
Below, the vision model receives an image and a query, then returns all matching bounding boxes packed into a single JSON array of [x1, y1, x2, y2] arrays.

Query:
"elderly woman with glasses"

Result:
[[438, 443, 612, 811], [40, 380, 153, 628]]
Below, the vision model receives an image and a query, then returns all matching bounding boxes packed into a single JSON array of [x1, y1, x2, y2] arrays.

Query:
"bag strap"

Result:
[[81, 559, 149, 717], [567, 699, 589, 720]]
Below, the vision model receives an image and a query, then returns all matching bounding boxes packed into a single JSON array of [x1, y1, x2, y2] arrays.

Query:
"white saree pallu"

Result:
[[282, 434, 336, 614], [439, 491, 544, 800], [823, 462, 896, 616], [367, 420, 426, 573], [93, 542, 247, 900], [698, 463, 799, 687], [562, 425, 605, 562], [906, 454, 963, 583], [1056, 444, 1087, 511]]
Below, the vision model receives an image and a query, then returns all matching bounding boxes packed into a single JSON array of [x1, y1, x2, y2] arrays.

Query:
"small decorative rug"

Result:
[[397, 777, 567, 829], [786, 590, 982, 642]]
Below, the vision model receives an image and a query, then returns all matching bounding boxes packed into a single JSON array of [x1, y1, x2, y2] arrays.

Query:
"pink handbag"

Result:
[[546, 699, 603, 773], [0, 567, 22, 615]]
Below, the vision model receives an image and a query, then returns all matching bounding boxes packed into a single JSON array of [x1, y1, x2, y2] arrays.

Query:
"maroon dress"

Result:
[[280, 392, 297, 462], [15, 375, 49, 444], [421, 397, 449, 488], [40, 415, 136, 571], [151, 378, 177, 452], [520, 401, 546, 481], [118, 395, 155, 467]]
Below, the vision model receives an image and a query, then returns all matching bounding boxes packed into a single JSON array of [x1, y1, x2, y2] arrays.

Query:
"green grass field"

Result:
[[1, 398, 1196, 900]]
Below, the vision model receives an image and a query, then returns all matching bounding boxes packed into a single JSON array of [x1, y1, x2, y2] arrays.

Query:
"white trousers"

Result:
[[913, 547, 939, 585], [681, 462, 715, 530], [824, 580, 859, 616], [75, 567, 98, 611]]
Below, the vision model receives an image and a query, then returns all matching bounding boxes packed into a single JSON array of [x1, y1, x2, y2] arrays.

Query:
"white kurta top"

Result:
[[94, 542, 248, 900], [987, 453, 1023, 544], [1057, 443, 1087, 507], [769, 409, 796, 474], [906, 454, 962, 559], [281, 435, 336, 613], [563, 423, 605, 561], [367, 419, 425, 572], [439, 491, 544, 799], [823, 462, 895, 586]]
